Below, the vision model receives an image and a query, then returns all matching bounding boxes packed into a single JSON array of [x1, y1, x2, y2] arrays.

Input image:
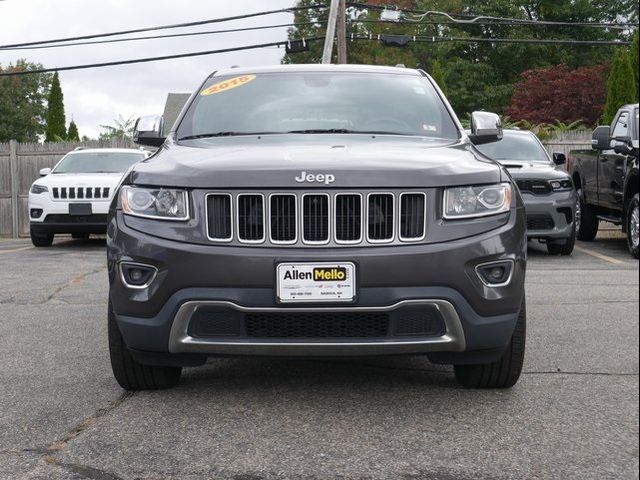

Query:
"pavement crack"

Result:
[[45, 391, 134, 454], [54, 461, 125, 480], [41, 266, 106, 304]]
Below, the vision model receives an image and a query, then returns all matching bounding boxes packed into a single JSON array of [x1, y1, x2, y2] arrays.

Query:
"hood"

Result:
[[499, 160, 570, 181], [129, 135, 503, 189], [38, 172, 124, 187]]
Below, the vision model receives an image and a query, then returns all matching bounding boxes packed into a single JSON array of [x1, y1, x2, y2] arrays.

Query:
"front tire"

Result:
[[627, 194, 639, 259], [454, 298, 526, 389], [30, 229, 53, 247], [547, 226, 576, 256], [108, 301, 182, 391], [576, 188, 598, 241]]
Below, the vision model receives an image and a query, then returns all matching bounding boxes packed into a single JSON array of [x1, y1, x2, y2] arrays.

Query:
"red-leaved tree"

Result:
[[505, 64, 609, 127]]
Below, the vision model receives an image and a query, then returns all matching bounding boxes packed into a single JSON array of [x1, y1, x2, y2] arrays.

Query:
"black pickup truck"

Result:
[[569, 104, 639, 258]]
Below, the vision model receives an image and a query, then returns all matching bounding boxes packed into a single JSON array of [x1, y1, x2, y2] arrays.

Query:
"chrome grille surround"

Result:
[[236, 193, 266, 244], [206, 190, 428, 247]]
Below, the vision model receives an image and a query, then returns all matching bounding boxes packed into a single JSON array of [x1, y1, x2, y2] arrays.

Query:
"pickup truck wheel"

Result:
[[547, 226, 576, 256], [576, 188, 598, 241], [30, 229, 54, 247], [454, 299, 526, 389], [108, 302, 182, 390], [627, 194, 640, 259]]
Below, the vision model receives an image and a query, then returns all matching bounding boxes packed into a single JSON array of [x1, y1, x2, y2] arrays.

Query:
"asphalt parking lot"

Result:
[[0, 228, 638, 480]]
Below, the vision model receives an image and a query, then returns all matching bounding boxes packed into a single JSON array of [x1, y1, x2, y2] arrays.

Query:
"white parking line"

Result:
[[0, 246, 34, 254], [574, 245, 625, 265]]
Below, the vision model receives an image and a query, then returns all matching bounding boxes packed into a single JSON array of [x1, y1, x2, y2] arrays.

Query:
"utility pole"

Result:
[[322, 0, 341, 64], [337, 0, 347, 64]]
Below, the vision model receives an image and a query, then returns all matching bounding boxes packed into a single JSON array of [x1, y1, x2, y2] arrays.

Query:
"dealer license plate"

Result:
[[276, 262, 356, 303]]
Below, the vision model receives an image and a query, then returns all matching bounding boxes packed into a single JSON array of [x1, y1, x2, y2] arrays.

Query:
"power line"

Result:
[[2, 22, 326, 51], [0, 38, 324, 77], [353, 18, 637, 30], [0, 5, 330, 50], [352, 34, 632, 46], [346, 2, 639, 29]]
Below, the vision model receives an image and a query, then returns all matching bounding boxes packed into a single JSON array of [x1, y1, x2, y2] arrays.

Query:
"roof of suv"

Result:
[[210, 64, 423, 78]]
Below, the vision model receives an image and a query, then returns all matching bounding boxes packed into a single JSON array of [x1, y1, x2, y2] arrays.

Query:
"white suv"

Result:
[[28, 148, 149, 247]]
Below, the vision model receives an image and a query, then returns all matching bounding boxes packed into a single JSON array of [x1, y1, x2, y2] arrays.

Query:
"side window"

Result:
[[610, 112, 629, 148], [611, 112, 629, 138]]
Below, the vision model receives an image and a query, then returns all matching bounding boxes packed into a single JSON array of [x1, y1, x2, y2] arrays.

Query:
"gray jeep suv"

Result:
[[107, 65, 527, 391]]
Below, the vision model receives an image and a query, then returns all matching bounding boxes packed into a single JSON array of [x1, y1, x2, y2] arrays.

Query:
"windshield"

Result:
[[53, 152, 145, 174], [476, 132, 550, 163], [177, 72, 459, 140]]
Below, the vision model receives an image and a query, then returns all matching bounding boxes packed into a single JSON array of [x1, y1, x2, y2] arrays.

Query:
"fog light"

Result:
[[30, 209, 43, 219], [476, 260, 514, 287], [119, 262, 157, 289], [129, 269, 144, 282]]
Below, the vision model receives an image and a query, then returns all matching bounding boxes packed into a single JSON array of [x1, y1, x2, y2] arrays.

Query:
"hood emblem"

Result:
[[294, 171, 336, 185]]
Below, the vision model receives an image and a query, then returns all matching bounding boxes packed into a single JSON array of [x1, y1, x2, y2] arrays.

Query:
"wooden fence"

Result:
[[0, 133, 594, 238], [541, 131, 592, 159], [0, 139, 135, 238]]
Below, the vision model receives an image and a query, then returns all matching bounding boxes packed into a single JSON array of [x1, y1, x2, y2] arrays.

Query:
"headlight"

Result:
[[549, 179, 573, 191], [30, 184, 48, 194], [444, 183, 512, 219], [121, 186, 189, 221]]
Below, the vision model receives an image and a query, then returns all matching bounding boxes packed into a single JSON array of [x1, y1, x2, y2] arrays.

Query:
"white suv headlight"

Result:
[[121, 186, 189, 221], [444, 183, 512, 219]]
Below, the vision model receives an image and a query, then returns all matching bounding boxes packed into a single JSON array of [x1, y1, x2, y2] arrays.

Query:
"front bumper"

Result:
[[29, 193, 111, 234], [108, 208, 527, 362], [521, 190, 576, 240]]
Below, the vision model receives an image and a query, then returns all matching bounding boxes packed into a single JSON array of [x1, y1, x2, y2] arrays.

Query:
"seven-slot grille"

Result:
[[52, 187, 110, 200], [206, 191, 427, 246]]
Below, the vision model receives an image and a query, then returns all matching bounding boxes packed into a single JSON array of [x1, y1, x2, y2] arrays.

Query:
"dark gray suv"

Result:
[[107, 65, 527, 391]]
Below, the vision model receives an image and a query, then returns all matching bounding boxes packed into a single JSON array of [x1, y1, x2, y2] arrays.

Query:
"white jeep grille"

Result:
[[52, 187, 111, 200]]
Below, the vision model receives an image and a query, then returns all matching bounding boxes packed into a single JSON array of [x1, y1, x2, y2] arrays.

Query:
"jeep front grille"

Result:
[[302, 194, 329, 243], [335, 194, 362, 243], [237, 194, 265, 242], [206, 191, 427, 246], [52, 187, 111, 200]]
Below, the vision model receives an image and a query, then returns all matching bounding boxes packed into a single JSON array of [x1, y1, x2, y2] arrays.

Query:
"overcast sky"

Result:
[[0, 0, 298, 138]]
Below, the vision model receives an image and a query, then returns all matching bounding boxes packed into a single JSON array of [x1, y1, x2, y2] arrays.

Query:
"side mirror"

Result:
[[469, 111, 503, 145], [591, 126, 610, 150], [552, 152, 566, 166], [39, 168, 51, 177], [133, 115, 165, 147], [612, 136, 633, 155]]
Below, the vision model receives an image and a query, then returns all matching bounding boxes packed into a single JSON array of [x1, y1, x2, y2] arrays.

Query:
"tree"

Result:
[[99, 115, 135, 140], [603, 49, 636, 124], [0, 61, 52, 142], [505, 64, 608, 126], [430, 59, 447, 95], [67, 120, 80, 141], [284, 0, 638, 118], [631, 32, 639, 102], [45, 72, 67, 142]]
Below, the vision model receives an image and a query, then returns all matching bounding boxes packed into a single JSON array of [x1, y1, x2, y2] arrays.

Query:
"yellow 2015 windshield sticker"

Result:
[[200, 75, 256, 96]]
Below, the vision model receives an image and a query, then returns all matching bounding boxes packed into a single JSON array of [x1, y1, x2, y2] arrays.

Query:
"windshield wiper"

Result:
[[287, 129, 409, 136], [178, 132, 275, 140]]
